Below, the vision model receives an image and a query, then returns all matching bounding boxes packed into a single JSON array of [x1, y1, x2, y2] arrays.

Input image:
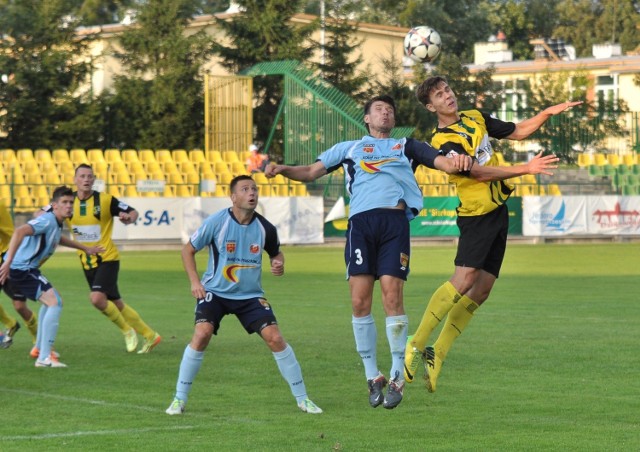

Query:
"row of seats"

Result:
[[420, 183, 561, 197], [578, 153, 639, 167]]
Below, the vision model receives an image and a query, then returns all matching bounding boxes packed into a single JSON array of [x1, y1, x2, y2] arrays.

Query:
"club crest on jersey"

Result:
[[359, 158, 396, 173], [223, 264, 255, 283], [392, 143, 402, 150], [226, 241, 236, 253], [400, 253, 409, 270], [363, 144, 375, 153], [249, 244, 260, 254], [258, 298, 271, 310]]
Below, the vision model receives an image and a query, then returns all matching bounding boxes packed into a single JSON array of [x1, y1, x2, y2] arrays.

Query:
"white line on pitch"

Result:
[[1, 425, 195, 441], [0, 388, 158, 412]]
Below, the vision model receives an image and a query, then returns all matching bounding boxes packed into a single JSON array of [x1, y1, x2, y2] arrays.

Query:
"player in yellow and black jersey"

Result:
[[42, 164, 161, 354], [404, 76, 582, 391]]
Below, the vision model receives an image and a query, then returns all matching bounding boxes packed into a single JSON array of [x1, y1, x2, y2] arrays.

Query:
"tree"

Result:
[[522, 69, 628, 164], [314, 1, 373, 103], [213, 0, 318, 159], [71, 0, 137, 25], [0, 0, 103, 149], [107, 0, 214, 149]]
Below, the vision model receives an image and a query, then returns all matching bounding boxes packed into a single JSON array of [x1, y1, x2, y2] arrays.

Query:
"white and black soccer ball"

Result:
[[404, 26, 442, 63]]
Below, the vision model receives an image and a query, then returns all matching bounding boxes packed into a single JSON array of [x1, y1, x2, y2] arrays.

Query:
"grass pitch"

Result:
[[1, 243, 639, 451]]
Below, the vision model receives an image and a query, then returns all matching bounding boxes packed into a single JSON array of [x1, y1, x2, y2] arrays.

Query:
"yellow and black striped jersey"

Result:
[[67, 191, 136, 270], [0, 200, 14, 257], [431, 109, 516, 216]]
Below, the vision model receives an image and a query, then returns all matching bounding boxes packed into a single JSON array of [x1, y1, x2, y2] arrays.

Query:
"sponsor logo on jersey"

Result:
[[226, 241, 236, 253], [359, 158, 396, 173], [223, 264, 255, 283], [249, 243, 260, 254]]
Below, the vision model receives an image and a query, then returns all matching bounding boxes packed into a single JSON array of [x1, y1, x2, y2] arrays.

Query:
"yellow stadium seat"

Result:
[[230, 161, 247, 175], [156, 149, 173, 163], [122, 149, 140, 162], [16, 148, 34, 162], [87, 149, 105, 163], [172, 149, 189, 162], [214, 162, 230, 175], [548, 184, 562, 196], [44, 171, 61, 185], [593, 153, 607, 166], [139, 149, 157, 162], [14, 196, 35, 212], [168, 172, 184, 184], [207, 150, 223, 163], [104, 149, 123, 163], [179, 160, 197, 174], [577, 153, 594, 167], [622, 154, 635, 166], [185, 172, 200, 184], [218, 172, 233, 185], [176, 185, 192, 197], [151, 171, 165, 181], [252, 172, 269, 184], [52, 149, 70, 162], [107, 185, 123, 197], [163, 185, 175, 197], [145, 161, 162, 174], [70, 149, 89, 164], [189, 149, 206, 164], [163, 161, 179, 174], [606, 154, 621, 166], [35, 149, 52, 162], [222, 151, 240, 163], [124, 185, 138, 197], [214, 185, 228, 197], [0, 149, 16, 163]]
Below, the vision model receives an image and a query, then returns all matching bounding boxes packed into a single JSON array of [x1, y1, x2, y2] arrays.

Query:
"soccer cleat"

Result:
[[29, 346, 60, 359], [297, 398, 323, 414], [166, 398, 185, 415], [124, 328, 138, 353], [137, 333, 161, 354], [0, 322, 20, 349], [7, 321, 21, 338], [404, 343, 424, 384], [423, 346, 441, 393], [367, 373, 387, 408], [382, 372, 405, 409], [35, 357, 67, 368]]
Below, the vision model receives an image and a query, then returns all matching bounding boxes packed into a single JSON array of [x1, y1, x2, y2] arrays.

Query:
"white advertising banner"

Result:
[[112, 196, 324, 244], [523, 196, 640, 236], [587, 196, 640, 235]]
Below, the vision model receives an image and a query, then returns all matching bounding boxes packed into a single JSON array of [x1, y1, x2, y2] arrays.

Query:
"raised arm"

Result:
[[265, 161, 327, 182], [507, 101, 583, 140], [470, 152, 559, 182]]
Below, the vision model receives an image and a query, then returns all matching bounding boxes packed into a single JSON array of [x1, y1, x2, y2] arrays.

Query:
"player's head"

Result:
[[51, 185, 74, 218], [74, 164, 96, 192], [363, 95, 396, 133], [415, 76, 455, 113], [230, 175, 258, 210]]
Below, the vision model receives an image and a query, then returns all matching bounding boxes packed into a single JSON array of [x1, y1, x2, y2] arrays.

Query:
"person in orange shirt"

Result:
[[246, 144, 268, 173]]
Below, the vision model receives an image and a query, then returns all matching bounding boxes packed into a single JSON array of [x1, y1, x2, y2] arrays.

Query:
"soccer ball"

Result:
[[404, 26, 442, 63]]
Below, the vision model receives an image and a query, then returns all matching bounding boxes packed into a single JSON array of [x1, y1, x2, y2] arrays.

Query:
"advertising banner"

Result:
[[587, 196, 640, 235]]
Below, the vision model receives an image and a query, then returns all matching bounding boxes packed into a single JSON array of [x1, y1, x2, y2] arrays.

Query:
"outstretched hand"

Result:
[[545, 100, 583, 116], [264, 163, 279, 178], [526, 152, 560, 176]]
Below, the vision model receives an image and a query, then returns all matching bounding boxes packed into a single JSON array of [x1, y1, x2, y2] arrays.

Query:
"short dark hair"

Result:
[[363, 95, 396, 132], [74, 163, 93, 175], [230, 174, 254, 192], [52, 185, 74, 202], [415, 75, 449, 106]]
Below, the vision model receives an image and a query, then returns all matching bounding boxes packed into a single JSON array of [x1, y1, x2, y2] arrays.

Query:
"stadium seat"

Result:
[[292, 184, 308, 196], [44, 171, 61, 185], [87, 149, 105, 163], [176, 185, 192, 197], [52, 149, 70, 162], [14, 196, 35, 212], [547, 184, 562, 196], [107, 185, 123, 197], [593, 153, 607, 166], [104, 149, 123, 163], [189, 149, 206, 164], [222, 151, 240, 163], [577, 153, 594, 167], [168, 172, 184, 184], [207, 150, 223, 163], [139, 149, 157, 163], [124, 185, 138, 197], [214, 185, 228, 197], [0, 149, 16, 164], [122, 149, 140, 162], [622, 154, 635, 166], [16, 148, 34, 162], [622, 184, 638, 195], [172, 149, 189, 163], [588, 164, 604, 177], [185, 172, 200, 184], [70, 149, 89, 164], [156, 149, 173, 163], [606, 154, 621, 166], [230, 161, 247, 175], [214, 161, 230, 175], [35, 149, 52, 162]]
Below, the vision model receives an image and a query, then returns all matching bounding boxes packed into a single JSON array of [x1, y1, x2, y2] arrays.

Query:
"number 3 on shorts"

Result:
[[354, 248, 363, 265]]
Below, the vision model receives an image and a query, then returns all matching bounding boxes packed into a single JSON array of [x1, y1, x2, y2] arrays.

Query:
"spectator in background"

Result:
[[246, 144, 269, 173]]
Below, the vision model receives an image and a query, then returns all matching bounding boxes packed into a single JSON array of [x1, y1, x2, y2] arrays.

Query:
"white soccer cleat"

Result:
[[35, 357, 68, 368], [298, 398, 323, 414], [166, 398, 185, 415]]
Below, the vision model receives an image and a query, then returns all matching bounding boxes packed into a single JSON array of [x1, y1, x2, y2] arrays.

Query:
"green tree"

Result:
[[314, 1, 372, 103], [522, 69, 628, 164], [72, 0, 136, 25], [107, 0, 214, 149], [0, 0, 103, 149], [214, 0, 318, 160]]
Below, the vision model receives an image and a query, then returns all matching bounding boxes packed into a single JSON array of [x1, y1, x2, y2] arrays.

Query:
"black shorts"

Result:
[[1, 279, 27, 302], [455, 204, 509, 278], [8, 269, 53, 301], [345, 208, 410, 280], [83, 261, 121, 301], [194, 292, 278, 336]]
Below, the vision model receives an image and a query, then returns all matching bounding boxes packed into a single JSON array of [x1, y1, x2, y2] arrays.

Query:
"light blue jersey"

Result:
[[317, 136, 441, 220], [189, 208, 280, 300], [10, 212, 62, 271]]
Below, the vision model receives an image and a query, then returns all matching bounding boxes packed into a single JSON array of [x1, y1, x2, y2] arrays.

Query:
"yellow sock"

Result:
[[433, 295, 479, 364], [0, 304, 16, 329], [102, 301, 131, 333], [25, 312, 38, 343], [121, 304, 154, 340], [411, 281, 461, 350]]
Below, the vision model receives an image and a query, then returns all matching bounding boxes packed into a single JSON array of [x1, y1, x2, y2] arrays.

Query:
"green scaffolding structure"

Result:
[[242, 60, 415, 166]]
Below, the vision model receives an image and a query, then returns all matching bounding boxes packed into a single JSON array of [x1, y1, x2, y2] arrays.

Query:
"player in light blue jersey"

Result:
[[166, 175, 322, 416], [0, 186, 104, 367], [265, 95, 474, 409]]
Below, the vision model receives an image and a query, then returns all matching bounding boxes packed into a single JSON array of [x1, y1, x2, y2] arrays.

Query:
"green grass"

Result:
[[1, 244, 639, 451]]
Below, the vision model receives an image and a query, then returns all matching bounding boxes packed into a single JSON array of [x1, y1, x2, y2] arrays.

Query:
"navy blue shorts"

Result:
[[345, 208, 410, 280], [194, 292, 278, 335], [8, 269, 53, 301], [455, 204, 509, 278]]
